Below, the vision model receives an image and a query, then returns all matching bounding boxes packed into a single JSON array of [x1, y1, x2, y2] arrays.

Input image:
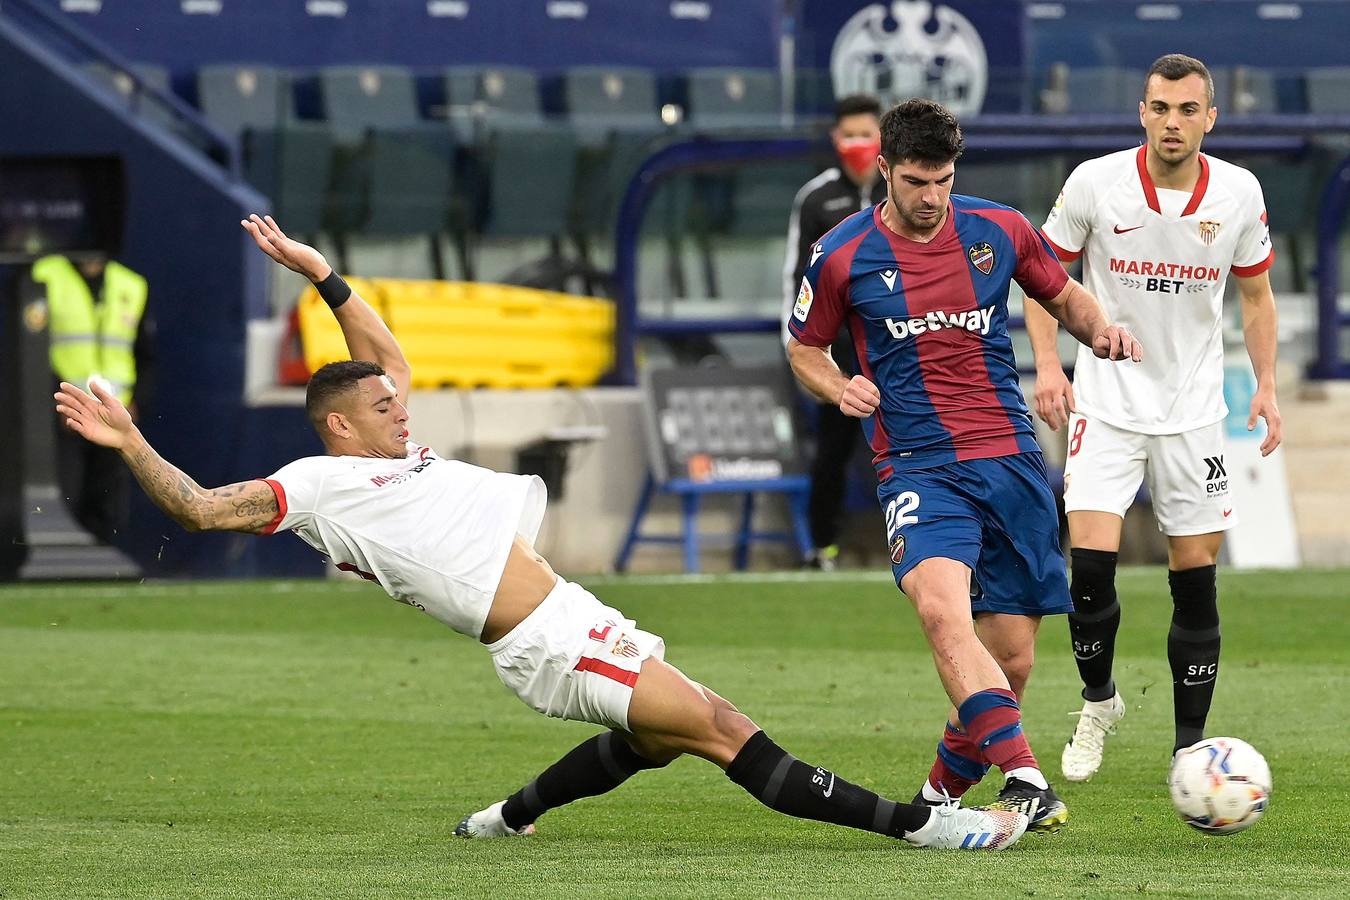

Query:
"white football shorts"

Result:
[[1062, 413, 1237, 536], [487, 578, 665, 732]]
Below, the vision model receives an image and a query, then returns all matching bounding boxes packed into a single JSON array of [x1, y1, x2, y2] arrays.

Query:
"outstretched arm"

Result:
[[241, 214, 411, 402], [55, 380, 279, 534], [1033, 277, 1143, 363]]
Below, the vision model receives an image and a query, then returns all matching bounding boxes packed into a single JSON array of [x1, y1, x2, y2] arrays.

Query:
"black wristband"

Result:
[[314, 269, 352, 309]]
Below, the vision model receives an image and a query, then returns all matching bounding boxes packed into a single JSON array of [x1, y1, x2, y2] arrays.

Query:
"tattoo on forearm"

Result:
[[124, 443, 214, 530], [122, 441, 277, 533], [232, 494, 277, 524]]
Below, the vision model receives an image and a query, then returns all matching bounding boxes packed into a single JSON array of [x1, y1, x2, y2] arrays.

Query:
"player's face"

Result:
[[879, 157, 954, 236], [331, 375, 410, 459], [1140, 73, 1216, 167], [831, 113, 882, 184]]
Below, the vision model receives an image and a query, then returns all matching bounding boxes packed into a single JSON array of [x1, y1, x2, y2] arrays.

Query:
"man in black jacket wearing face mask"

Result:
[[782, 94, 886, 570]]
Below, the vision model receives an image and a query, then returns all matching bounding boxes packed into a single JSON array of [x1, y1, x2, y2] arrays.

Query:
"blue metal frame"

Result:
[[614, 473, 813, 574], [1309, 154, 1350, 379]]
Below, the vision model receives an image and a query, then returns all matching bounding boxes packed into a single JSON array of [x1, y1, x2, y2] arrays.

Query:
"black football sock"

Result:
[[500, 731, 667, 831], [1068, 548, 1121, 702], [726, 730, 929, 837], [1168, 565, 1221, 753]]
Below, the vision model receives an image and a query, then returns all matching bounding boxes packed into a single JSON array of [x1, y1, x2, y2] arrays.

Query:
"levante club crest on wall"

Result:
[[830, 1, 989, 118], [968, 241, 995, 275]]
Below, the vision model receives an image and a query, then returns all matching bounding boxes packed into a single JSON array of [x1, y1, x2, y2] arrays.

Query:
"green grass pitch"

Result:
[[3, 568, 1348, 898]]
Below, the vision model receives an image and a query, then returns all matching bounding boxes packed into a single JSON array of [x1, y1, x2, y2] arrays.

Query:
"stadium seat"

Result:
[[318, 65, 423, 145], [1305, 67, 1350, 114], [564, 66, 662, 144], [84, 61, 171, 98], [364, 128, 454, 237], [724, 160, 819, 237], [444, 66, 543, 143], [317, 65, 450, 237], [1210, 66, 1278, 115], [1241, 154, 1322, 292], [954, 159, 1063, 220], [685, 67, 782, 132], [243, 124, 335, 235], [1065, 66, 1145, 114], [471, 122, 580, 282], [82, 62, 179, 131], [571, 129, 667, 237], [794, 68, 836, 121], [483, 122, 578, 239], [196, 64, 293, 138]]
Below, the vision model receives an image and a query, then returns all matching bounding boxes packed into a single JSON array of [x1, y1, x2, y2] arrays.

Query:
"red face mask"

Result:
[[836, 137, 881, 180]]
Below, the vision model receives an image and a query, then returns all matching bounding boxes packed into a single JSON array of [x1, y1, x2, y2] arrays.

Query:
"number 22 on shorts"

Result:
[[884, 491, 921, 540]]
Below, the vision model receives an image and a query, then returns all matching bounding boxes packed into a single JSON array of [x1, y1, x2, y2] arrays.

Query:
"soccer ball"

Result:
[[1168, 737, 1271, 834]]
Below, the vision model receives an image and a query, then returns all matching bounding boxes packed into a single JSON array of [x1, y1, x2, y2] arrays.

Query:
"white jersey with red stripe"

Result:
[[262, 443, 546, 640], [1042, 146, 1273, 434]]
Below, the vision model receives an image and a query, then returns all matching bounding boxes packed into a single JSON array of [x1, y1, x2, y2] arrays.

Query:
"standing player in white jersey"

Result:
[[52, 214, 1027, 851], [1026, 54, 1283, 781]]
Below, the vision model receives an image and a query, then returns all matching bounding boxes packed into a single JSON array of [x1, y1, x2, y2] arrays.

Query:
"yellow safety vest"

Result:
[[32, 256, 147, 405]]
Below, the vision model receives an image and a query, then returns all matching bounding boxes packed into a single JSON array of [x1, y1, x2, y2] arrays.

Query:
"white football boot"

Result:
[[453, 800, 536, 838], [1060, 692, 1126, 783], [903, 804, 1028, 850]]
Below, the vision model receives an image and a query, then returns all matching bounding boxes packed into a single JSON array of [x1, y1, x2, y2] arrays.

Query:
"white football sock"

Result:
[[1005, 766, 1048, 790]]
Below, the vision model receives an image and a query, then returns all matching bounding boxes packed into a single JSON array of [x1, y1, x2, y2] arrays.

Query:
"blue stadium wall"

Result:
[[35, 0, 781, 74], [45, 1, 1350, 116], [1, 18, 325, 579]]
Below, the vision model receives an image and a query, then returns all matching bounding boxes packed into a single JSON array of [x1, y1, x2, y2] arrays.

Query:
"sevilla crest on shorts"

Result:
[[967, 242, 995, 275]]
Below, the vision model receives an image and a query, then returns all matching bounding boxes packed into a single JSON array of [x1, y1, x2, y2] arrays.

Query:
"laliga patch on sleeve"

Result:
[[1045, 190, 1065, 223], [793, 277, 813, 322]]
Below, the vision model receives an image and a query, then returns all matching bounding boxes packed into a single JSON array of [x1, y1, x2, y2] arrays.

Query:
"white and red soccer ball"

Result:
[[1169, 737, 1271, 835]]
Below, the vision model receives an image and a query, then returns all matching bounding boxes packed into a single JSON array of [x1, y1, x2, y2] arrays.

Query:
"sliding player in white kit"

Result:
[[1025, 54, 1283, 781], [52, 214, 1027, 851]]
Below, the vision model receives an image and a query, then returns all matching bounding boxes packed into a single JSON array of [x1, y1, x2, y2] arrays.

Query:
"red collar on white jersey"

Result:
[[1135, 144, 1210, 217]]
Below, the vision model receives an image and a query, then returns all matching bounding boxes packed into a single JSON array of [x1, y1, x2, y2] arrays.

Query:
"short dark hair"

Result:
[[1146, 53, 1214, 105], [834, 93, 882, 123], [879, 98, 964, 165], [305, 359, 386, 432]]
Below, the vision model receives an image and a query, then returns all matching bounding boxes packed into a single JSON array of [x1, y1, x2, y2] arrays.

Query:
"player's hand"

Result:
[[1034, 364, 1076, 431], [54, 381, 136, 451], [240, 214, 332, 282], [1092, 325, 1143, 363], [838, 375, 880, 418], [1248, 384, 1283, 457]]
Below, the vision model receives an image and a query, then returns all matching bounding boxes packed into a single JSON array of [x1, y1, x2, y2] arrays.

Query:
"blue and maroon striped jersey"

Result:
[[787, 196, 1069, 476]]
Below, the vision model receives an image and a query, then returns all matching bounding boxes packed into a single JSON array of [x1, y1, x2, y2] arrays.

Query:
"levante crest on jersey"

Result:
[[968, 242, 995, 275]]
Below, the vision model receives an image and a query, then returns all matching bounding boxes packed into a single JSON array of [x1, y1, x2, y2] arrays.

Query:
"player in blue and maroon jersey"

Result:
[[786, 99, 1144, 831]]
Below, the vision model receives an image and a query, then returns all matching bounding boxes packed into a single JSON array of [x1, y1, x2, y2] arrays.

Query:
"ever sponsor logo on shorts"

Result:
[[792, 276, 813, 322], [1202, 455, 1229, 497]]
